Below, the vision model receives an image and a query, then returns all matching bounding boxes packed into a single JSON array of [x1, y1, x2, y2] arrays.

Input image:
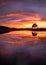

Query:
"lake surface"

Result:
[[0, 31, 46, 65]]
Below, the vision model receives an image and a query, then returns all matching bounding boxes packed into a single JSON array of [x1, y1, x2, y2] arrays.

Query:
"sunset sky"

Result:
[[0, 0, 46, 28]]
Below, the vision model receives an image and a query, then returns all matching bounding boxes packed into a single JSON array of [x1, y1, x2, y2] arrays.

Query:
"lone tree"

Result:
[[32, 23, 38, 29]]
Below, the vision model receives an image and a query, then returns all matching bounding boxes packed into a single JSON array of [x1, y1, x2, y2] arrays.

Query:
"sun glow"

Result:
[[36, 21, 46, 28], [24, 24, 32, 28], [0, 12, 46, 28], [1, 20, 46, 28]]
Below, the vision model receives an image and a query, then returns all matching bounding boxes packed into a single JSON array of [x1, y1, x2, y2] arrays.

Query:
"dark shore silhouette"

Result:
[[0, 26, 12, 34], [0, 26, 46, 34]]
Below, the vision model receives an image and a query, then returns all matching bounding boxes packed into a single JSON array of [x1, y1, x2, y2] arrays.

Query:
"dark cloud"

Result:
[[0, 0, 46, 20], [0, 0, 46, 6]]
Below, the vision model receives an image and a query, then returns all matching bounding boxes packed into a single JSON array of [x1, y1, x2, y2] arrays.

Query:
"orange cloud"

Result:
[[5, 12, 25, 17], [0, 12, 46, 28], [6, 12, 41, 20], [0, 12, 41, 20]]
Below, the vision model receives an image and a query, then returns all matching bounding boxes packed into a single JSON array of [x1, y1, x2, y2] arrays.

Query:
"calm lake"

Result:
[[0, 31, 46, 65]]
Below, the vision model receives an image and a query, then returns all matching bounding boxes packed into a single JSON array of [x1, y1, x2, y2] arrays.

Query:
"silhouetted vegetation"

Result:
[[0, 26, 46, 34], [32, 23, 38, 29], [0, 26, 11, 34]]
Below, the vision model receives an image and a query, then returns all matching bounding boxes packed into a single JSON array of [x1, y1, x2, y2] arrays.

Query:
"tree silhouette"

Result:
[[32, 23, 38, 29]]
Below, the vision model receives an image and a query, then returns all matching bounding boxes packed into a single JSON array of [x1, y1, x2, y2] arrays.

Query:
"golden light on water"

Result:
[[0, 31, 46, 45], [5, 31, 46, 38]]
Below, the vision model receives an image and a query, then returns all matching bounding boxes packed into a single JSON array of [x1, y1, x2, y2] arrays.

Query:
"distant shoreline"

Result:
[[0, 26, 46, 34], [11, 28, 46, 31]]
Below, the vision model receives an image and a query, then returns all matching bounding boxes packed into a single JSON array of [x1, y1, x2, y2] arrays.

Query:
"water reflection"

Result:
[[32, 31, 37, 36], [1, 30, 46, 38], [0, 31, 46, 65]]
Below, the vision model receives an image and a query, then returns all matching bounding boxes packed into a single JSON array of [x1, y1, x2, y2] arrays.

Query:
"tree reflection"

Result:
[[32, 31, 37, 36]]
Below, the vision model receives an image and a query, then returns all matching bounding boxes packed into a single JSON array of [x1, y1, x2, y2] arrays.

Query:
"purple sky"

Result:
[[0, 0, 46, 25]]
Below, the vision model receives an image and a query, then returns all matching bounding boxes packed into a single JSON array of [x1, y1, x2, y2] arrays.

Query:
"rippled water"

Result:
[[0, 31, 46, 65]]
